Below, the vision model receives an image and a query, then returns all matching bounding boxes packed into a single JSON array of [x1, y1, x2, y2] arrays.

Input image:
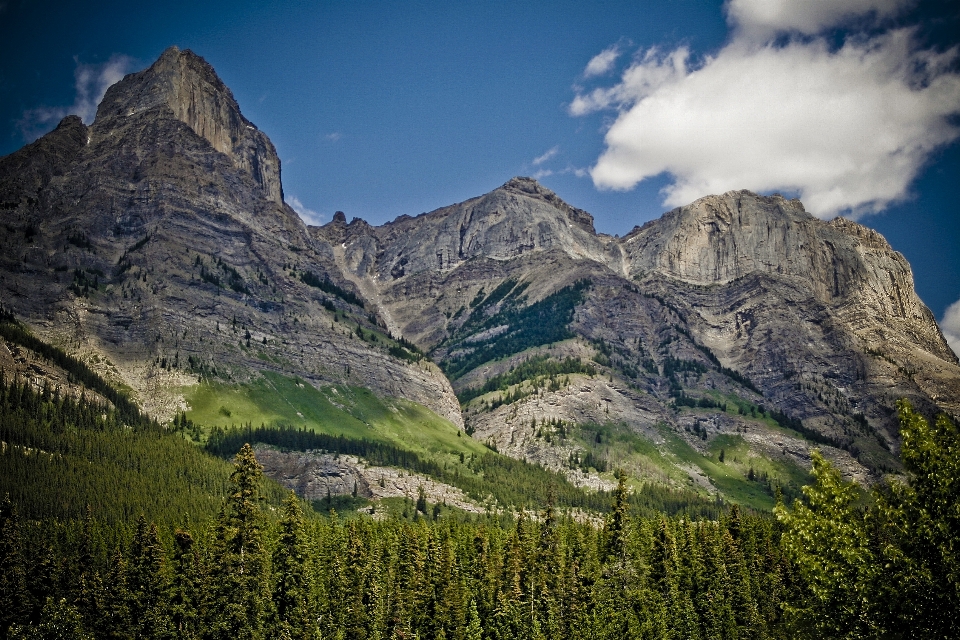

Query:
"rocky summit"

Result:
[[2, 47, 958, 500]]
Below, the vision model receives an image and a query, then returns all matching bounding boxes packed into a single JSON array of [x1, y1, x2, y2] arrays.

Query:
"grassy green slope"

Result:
[[185, 371, 488, 461], [563, 419, 810, 511]]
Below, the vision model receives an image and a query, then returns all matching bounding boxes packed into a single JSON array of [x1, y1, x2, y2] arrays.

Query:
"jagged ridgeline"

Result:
[[1, 45, 959, 516]]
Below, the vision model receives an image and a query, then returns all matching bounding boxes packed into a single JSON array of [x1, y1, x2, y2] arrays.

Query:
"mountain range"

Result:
[[3, 46, 958, 508]]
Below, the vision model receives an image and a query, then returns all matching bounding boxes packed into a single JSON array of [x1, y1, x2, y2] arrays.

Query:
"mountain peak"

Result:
[[497, 176, 596, 234], [93, 46, 283, 204]]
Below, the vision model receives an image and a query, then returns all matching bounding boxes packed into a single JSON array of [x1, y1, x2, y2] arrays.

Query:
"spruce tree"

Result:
[[603, 469, 629, 564], [209, 443, 272, 640], [0, 495, 30, 634], [272, 492, 316, 640], [128, 516, 171, 639], [170, 529, 201, 640], [100, 549, 132, 640], [9, 597, 92, 640]]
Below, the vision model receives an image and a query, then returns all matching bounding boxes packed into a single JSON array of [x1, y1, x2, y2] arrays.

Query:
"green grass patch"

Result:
[[184, 371, 487, 462], [311, 494, 372, 518], [657, 429, 809, 510]]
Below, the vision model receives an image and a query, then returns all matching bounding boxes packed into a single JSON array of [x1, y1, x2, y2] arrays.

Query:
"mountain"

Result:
[[0, 46, 461, 428], [2, 47, 958, 508]]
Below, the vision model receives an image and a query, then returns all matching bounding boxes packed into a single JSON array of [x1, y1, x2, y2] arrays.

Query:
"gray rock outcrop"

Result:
[[3, 47, 957, 497]]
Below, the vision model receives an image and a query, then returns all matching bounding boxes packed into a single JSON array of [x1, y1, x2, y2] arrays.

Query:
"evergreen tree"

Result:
[[9, 597, 92, 640], [603, 469, 629, 564], [128, 516, 171, 639], [0, 495, 31, 634], [272, 492, 316, 640], [170, 529, 201, 640], [208, 444, 272, 640], [99, 549, 132, 640], [465, 599, 483, 640]]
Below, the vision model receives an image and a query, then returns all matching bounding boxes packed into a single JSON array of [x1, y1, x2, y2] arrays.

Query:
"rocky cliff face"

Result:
[[0, 47, 462, 428], [95, 46, 283, 205], [622, 191, 959, 423], [315, 177, 618, 281], [3, 47, 957, 499], [318, 177, 959, 484]]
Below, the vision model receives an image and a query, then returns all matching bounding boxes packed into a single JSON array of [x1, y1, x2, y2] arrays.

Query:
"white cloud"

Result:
[[18, 54, 135, 141], [941, 298, 960, 359], [325, 132, 342, 142], [584, 45, 622, 77], [573, 6, 960, 219], [532, 146, 559, 166], [286, 195, 324, 226], [727, 0, 912, 40]]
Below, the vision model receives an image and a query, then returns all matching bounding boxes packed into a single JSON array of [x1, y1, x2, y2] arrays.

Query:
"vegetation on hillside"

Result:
[[456, 354, 597, 406], [3, 399, 955, 639], [0, 305, 152, 429], [205, 423, 721, 519], [441, 279, 590, 379]]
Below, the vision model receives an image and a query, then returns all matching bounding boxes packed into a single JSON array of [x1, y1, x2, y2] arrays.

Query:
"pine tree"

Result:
[[169, 529, 201, 640], [0, 495, 31, 634], [100, 549, 132, 640], [273, 492, 316, 640], [9, 597, 92, 640], [465, 598, 483, 640], [416, 485, 427, 515], [603, 469, 629, 564], [209, 443, 272, 640], [128, 516, 171, 639]]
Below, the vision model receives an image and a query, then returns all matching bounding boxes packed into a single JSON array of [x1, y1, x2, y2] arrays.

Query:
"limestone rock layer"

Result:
[[2, 47, 958, 490]]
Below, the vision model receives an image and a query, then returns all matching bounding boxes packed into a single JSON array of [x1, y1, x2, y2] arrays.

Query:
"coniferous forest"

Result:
[[1, 356, 958, 639]]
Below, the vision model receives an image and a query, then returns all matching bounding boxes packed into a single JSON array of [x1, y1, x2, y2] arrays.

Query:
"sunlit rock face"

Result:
[[2, 46, 958, 495], [95, 46, 283, 205]]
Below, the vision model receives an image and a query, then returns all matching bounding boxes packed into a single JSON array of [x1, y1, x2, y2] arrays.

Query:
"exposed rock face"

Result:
[[95, 46, 283, 205], [0, 47, 462, 428], [2, 47, 957, 499], [254, 446, 373, 500], [315, 177, 619, 282], [622, 191, 959, 424], [0, 115, 87, 204], [254, 446, 483, 513], [320, 180, 959, 485]]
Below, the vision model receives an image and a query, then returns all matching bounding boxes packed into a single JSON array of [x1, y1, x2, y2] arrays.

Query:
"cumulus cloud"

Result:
[[286, 195, 324, 226], [584, 45, 622, 77], [728, 0, 912, 40], [17, 54, 135, 142], [573, 3, 960, 218], [941, 298, 960, 359]]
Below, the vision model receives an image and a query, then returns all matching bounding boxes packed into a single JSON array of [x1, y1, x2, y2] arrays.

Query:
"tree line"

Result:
[[1, 445, 797, 639]]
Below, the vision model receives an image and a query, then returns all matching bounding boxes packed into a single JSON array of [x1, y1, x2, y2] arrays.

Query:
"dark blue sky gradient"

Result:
[[1, 0, 957, 317]]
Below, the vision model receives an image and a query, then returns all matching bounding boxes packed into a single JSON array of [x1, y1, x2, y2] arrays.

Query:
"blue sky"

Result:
[[1, 0, 959, 349]]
